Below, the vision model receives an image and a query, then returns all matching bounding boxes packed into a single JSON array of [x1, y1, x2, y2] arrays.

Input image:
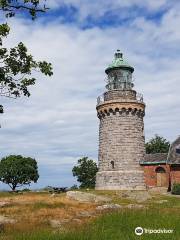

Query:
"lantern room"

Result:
[[105, 50, 134, 91]]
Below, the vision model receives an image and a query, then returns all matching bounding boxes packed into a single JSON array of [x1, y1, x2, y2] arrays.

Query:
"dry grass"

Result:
[[0, 192, 97, 238], [0, 190, 179, 239]]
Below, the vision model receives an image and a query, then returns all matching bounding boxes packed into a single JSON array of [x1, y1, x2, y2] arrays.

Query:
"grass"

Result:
[[32, 201, 66, 210], [0, 191, 179, 240], [4, 209, 180, 240]]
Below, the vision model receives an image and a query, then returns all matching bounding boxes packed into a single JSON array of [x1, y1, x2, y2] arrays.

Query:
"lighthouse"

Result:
[[95, 50, 146, 190]]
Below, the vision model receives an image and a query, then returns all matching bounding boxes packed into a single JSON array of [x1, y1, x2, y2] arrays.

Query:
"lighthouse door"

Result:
[[156, 167, 167, 187]]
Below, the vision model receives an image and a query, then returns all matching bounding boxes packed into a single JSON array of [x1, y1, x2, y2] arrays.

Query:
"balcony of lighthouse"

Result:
[[97, 90, 144, 106]]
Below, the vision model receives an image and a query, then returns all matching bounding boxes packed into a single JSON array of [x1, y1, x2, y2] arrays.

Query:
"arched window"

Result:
[[110, 161, 115, 169], [155, 167, 166, 173]]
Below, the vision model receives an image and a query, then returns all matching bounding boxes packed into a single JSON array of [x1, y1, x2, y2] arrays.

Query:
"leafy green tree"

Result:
[[145, 134, 170, 154], [0, 155, 39, 191], [0, 0, 48, 19], [0, 1, 53, 113], [72, 157, 98, 188]]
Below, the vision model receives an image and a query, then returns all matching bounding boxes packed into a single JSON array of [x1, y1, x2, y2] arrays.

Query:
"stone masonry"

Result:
[[96, 90, 146, 190], [95, 51, 146, 190]]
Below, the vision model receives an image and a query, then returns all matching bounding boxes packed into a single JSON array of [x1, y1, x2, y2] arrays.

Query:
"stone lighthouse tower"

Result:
[[95, 50, 146, 190]]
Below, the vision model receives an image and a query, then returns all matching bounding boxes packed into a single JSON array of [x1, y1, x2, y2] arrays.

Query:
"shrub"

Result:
[[21, 188, 31, 192], [171, 183, 180, 195], [70, 184, 78, 190]]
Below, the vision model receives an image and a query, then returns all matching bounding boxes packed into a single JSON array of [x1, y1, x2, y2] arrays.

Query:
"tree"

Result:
[[0, 1, 53, 113], [145, 134, 170, 154], [0, 0, 48, 19], [0, 155, 39, 191], [72, 157, 98, 188]]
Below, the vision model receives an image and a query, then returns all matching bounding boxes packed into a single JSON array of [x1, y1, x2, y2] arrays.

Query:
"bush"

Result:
[[21, 188, 31, 192], [70, 184, 78, 190], [172, 183, 180, 195]]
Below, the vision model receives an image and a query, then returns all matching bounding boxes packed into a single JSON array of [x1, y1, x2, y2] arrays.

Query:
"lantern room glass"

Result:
[[106, 69, 133, 90]]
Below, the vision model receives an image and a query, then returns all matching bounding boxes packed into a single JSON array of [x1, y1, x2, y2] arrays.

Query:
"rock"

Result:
[[66, 191, 111, 203], [72, 218, 82, 223], [61, 219, 70, 223], [126, 204, 146, 209], [0, 215, 16, 224], [96, 204, 122, 211], [0, 202, 10, 208], [49, 219, 69, 228], [94, 195, 112, 203], [76, 211, 94, 217], [50, 193, 56, 198], [49, 220, 62, 228], [155, 200, 168, 204], [118, 191, 152, 203]]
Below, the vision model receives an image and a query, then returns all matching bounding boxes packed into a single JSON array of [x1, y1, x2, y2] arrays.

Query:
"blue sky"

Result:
[[0, 0, 180, 189]]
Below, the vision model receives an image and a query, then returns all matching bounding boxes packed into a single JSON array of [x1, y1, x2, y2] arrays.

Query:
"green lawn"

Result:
[[8, 209, 180, 240]]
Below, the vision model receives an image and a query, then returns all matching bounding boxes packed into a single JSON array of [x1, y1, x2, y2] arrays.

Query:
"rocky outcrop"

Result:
[[126, 204, 146, 209], [0, 215, 16, 224], [0, 201, 11, 208], [96, 204, 122, 210], [66, 191, 111, 203], [118, 191, 152, 202]]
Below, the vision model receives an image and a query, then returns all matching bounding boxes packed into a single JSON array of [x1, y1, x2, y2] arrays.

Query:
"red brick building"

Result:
[[140, 136, 180, 190]]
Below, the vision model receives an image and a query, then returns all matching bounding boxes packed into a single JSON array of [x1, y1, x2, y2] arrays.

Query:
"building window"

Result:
[[176, 148, 180, 154], [110, 161, 115, 169], [155, 167, 166, 173]]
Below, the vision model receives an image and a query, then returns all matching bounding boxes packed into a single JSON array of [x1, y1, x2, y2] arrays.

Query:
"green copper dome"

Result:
[[105, 50, 134, 74]]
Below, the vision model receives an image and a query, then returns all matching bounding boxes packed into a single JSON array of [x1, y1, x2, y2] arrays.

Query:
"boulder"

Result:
[[0, 215, 16, 224], [49, 220, 62, 228], [126, 204, 146, 209], [155, 200, 168, 204], [49, 219, 69, 228], [76, 211, 94, 217], [118, 191, 152, 203], [0, 202, 11, 208], [96, 204, 122, 211], [66, 191, 111, 203], [72, 218, 82, 223], [50, 193, 56, 198]]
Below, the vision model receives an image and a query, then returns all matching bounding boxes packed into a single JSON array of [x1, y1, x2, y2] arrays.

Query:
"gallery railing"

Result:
[[97, 92, 144, 105]]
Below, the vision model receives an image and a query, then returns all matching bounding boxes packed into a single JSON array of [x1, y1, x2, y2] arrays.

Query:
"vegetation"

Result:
[[70, 184, 79, 190], [0, 0, 49, 19], [32, 210, 179, 240], [32, 201, 65, 210], [72, 157, 98, 188], [0, 190, 179, 240], [0, 0, 53, 113], [171, 183, 180, 195], [145, 135, 170, 154], [0, 155, 39, 191], [0, 190, 178, 239]]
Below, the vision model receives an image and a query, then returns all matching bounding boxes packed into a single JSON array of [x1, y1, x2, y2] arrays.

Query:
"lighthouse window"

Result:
[[110, 161, 115, 169], [176, 148, 180, 154]]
